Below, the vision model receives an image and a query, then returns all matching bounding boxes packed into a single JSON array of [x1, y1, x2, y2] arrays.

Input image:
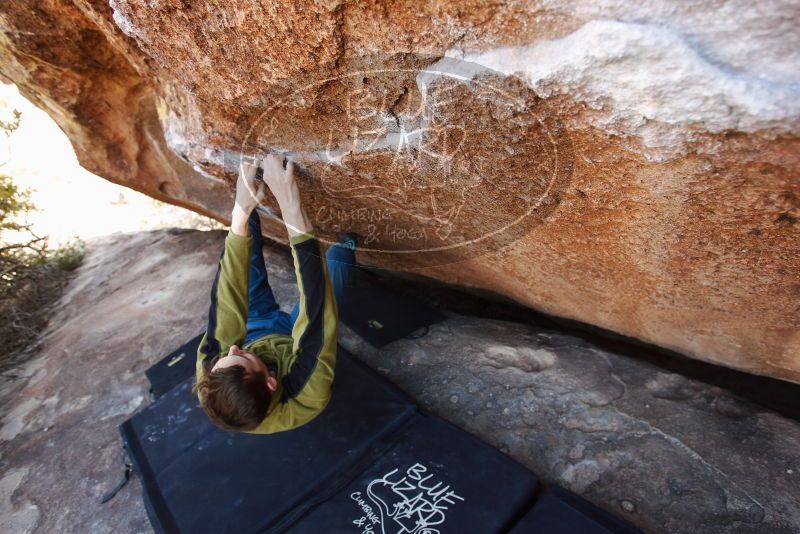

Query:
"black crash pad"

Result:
[[123, 347, 540, 533], [508, 485, 642, 534], [286, 413, 538, 534], [122, 349, 417, 533], [339, 283, 446, 348], [132, 339, 638, 534], [145, 334, 203, 399]]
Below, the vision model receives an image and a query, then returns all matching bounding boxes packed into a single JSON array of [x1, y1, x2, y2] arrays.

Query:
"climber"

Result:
[[192, 153, 357, 433]]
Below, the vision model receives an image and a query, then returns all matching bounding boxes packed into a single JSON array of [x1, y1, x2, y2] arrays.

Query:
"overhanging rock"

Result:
[[0, 1, 798, 381]]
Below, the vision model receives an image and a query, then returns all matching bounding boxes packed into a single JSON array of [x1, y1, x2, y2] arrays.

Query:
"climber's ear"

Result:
[[265, 373, 278, 392]]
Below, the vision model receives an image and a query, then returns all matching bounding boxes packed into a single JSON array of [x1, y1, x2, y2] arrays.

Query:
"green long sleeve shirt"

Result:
[[195, 230, 338, 434]]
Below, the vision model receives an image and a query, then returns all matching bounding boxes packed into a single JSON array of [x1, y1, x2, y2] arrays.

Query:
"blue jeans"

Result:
[[244, 210, 355, 344]]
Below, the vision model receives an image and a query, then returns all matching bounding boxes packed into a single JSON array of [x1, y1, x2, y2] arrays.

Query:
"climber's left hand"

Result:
[[229, 158, 266, 236]]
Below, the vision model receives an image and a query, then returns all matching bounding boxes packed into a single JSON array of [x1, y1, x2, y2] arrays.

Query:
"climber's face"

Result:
[[212, 345, 278, 391]]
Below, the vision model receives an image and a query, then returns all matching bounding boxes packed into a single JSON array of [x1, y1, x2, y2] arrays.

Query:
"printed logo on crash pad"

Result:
[[350, 462, 464, 534]]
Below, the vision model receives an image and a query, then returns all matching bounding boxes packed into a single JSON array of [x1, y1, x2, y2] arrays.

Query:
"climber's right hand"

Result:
[[261, 153, 300, 212], [260, 153, 313, 239]]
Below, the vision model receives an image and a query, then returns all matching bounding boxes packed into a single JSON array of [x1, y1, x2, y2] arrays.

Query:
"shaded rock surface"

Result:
[[0, 1, 798, 381], [0, 230, 223, 533], [342, 322, 800, 534], [0, 229, 798, 533]]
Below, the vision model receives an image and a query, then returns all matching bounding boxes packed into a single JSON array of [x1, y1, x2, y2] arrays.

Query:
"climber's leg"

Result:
[[289, 234, 357, 325], [245, 210, 293, 343]]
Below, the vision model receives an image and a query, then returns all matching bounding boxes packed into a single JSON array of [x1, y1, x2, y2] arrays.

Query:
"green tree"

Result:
[[0, 108, 84, 367], [0, 108, 21, 136]]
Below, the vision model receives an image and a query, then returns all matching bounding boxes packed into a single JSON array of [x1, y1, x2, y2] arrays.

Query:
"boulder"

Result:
[[0, 1, 798, 380]]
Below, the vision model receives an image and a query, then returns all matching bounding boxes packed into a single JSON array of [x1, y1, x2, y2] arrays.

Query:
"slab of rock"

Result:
[[0, 229, 225, 533], [341, 320, 800, 533], [1, 229, 798, 533], [0, 1, 798, 381]]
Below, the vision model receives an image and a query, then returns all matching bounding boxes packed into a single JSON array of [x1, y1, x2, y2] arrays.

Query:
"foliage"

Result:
[[48, 237, 86, 271], [0, 107, 86, 366], [0, 108, 21, 137], [0, 175, 87, 367]]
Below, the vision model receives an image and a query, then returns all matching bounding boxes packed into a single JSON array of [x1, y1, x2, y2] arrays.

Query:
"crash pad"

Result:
[[123, 347, 539, 533], [122, 349, 417, 533], [339, 283, 446, 347], [127, 340, 639, 534], [145, 334, 202, 399], [285, 413, 538, 533], [508, 485, 642, 534]]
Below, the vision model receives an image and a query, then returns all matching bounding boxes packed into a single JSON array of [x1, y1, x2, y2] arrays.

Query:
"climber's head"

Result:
[[193, 345, 278, 431]]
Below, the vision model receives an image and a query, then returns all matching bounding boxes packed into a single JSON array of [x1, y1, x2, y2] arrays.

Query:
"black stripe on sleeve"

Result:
[[282, 238, 326, 401], [199, 250, 225, 373]]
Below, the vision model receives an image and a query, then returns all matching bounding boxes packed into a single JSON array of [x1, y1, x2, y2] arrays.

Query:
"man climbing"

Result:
[[193, 154, 357, 433]]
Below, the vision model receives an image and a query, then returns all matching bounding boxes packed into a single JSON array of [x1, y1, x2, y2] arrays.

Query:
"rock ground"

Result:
[[0, 229, 798, 533]]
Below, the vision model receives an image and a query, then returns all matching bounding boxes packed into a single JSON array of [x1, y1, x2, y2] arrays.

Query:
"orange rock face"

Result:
[[1, 1, 798, 381]]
